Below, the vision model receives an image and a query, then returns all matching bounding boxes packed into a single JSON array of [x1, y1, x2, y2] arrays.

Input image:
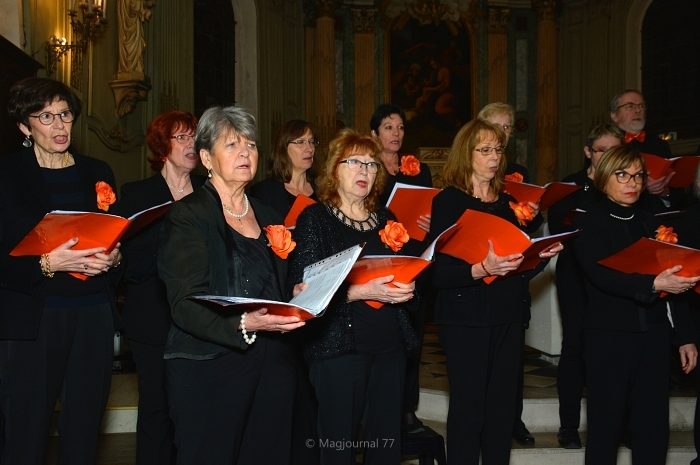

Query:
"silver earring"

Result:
[[207, 169, 212, 178], [22, 135, 32, 148]]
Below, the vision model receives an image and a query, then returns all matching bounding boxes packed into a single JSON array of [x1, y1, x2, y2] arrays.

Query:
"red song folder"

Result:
[[10, 202, 172, 279], [284, 194, 317, 229], [504, 180, 580, 210], [346, 225, 458, 308], [598, 237, 700, 294], [385, 183, 441, 241], [642, 153, 700, 188], [439, 209, 578, 283]]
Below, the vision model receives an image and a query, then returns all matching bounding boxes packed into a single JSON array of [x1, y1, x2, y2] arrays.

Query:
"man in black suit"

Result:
[[609, 89, 681, 207]]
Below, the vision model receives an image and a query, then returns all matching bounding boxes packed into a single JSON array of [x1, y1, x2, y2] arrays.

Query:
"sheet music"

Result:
[[194, 244, 363, 317]]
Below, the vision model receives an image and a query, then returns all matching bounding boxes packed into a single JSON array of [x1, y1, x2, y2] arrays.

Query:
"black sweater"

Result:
[[427, 187, 543, 327], [574, 196, 691, 337], [288, 203, 417, 361]]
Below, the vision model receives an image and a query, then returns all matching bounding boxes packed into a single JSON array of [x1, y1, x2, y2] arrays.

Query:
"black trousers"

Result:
[[309, 349, 406, 465], [0, 299, 114, 465], [403, 291, 428, 414], [439, 322, 522, 465], [166, 337, 296, 465], [555, 255, 587, 430], [130, 339, 175, 465], [584, 324, 671, 465]]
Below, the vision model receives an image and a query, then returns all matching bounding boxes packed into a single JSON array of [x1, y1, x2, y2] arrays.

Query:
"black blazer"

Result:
[[113, 173, 205, 345], [158, 181, 289, 359], [0, 147, 116, 339]]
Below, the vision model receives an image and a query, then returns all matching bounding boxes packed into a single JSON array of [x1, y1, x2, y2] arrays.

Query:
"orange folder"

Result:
[[284, 194, 316, 229], [346, 224, 459, 308], [385, 183, 441, 241], [439, 209, 577, 283], [10, 202, 172, 279], [504, 180, 580, 210], [642, 153, 700, 188], [598, 237, 700, 294]]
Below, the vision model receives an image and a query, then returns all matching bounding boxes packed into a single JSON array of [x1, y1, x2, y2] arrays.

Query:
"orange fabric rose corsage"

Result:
[[505, 172, 524, 183], [399, 155, 421, 176], [379, 220, 410, 253], [655, 225, 678, 244], [509, 201, 535, 227], [95, 181, 116, 212], [264, 225, 296, 259]]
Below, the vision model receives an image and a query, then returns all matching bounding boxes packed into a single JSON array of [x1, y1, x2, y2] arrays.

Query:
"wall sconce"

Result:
[[69, 0, 108, 52], [45, 36, 76, 75], [45, 1, 107, 76]]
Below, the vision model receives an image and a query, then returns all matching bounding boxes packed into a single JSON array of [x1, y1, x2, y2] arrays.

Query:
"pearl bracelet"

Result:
[[240, 312, 257, 345]]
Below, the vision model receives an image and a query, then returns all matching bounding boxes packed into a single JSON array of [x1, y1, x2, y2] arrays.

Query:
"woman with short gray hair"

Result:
[[158, 106, 305, 464]]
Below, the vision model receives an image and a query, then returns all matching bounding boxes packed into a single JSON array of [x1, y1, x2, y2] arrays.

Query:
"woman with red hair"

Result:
[[114, 110, 205, 465]]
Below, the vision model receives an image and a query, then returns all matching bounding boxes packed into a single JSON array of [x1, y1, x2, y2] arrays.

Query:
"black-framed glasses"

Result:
[[616, 102, 646, 112], [614, 170, 647, 184], [289, 138, 319, 147], [474, 146, 503, 155], [28, 110, 74, 125], [171, 134, 195, 144], [338, 159, 381, 173]]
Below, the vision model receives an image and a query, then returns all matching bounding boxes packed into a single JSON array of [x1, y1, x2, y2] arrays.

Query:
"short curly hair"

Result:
[[317, 128, 386, 212], [7, 77, 82, 127]]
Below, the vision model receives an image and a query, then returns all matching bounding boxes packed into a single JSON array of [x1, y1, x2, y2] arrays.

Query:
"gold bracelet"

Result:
[[40, 253, 55, 278]]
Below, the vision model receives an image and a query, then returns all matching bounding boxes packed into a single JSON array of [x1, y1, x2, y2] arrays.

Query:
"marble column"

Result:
[[533, 0, 558, 184], [314, 0, 336, 160], [352, 7, 376, 132], [487, 7, 510, 104]]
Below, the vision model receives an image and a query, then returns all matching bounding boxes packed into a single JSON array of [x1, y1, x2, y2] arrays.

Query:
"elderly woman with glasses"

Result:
[[0, 77, 121, 464], [157, 106, 306, 465], [289, 128, 417, 465], [250, 119, 318, 218], [112, 111, 205, 465], [426, 118, 561, 465], [573, 145, 699, 465]]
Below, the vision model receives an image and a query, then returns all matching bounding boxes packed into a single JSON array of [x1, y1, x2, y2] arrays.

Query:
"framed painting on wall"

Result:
[[388, 9, 472, 153]]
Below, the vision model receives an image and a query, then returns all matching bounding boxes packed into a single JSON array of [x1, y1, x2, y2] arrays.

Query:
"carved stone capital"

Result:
[[109, 75, 152, 117], [317, 0, 335, 18], [351, 7, 376, 34], [532, 0, 557, 22], [488, 7, 510, 33]]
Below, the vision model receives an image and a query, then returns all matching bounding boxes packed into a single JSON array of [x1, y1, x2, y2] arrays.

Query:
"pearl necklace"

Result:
[[609, 212, 634, 221], [223, 194, 250, 221]]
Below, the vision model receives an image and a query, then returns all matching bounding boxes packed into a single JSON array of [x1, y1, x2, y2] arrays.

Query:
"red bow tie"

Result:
[[624, 131, 646, 143]]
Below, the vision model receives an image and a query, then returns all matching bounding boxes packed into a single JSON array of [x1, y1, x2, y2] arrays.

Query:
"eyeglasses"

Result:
[[338, 159, 381, 173], [590, 146, 611, 153], [474, 146, 503, 155], [171, 134, 195, 144], [616, 102, 646, 112], [289, 138, 319, 147], [614, 170, 647, 184], [28, 110, 74, 125], [497, 124, 512, 132]]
